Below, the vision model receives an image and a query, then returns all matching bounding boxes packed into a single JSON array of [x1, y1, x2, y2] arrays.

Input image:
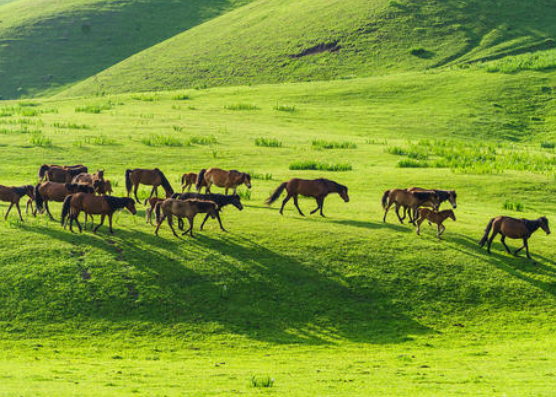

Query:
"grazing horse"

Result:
[[34, 182, 94, 219], [96, 179, 113, 196], [125, 168, 174, 203], [479, 216, 550, 260], [38, 164, 88, 182], [61, 193, 136, 234], [0, 185, 34, 221], [172, 192, 243, 231], [181, 172, 205, 192], [196, 168, 251, 195], [415, 209, 456, 239], [382, 189, 439, 224], [266, 178, 349, 217], [72, 170, 105, 192], [154, 199, 218, 238]]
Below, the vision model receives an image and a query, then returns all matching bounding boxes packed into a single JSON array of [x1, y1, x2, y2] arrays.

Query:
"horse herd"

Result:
[[0, 163, 550, 260]]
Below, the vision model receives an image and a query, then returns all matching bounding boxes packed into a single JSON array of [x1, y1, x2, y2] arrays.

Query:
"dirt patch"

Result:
[[290, 41, 341, 58]]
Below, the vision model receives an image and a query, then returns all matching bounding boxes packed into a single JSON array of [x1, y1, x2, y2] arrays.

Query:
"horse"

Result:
[[172, 192, 243, 231], [408, 187, 457, 209], [34, 182, 94, 220], [61, 193, 137, 234], [382, 189, 439, 224], [479, 216, 550, 260], [96, 179, 113, 196], [154, 199, 219, 238], [415, 208, 456, 239], [38, 164, 87, 182], [72, 170, 105, 191], [181, 172, 204, 192], [144, 197, 165, 224], [266, 178, 349, 217], [125, 168, 174, 203], [196, 168, 251, 195], [0, 185, 34, 221]]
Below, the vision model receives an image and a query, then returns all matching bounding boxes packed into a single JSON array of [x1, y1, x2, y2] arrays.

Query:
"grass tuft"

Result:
[[273, 104, 296, 112], [250, 375, 274, 388], [289, 160, 352, 171], [141, 135, 184, 147], [255, 137, 282, 147], [312, 139, 357, 149], [225, 103, 259, 111], [502, 200, 524, 212]]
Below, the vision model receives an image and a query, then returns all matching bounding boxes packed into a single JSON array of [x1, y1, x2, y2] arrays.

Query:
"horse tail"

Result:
[[479, 218, 495, 247], [157, 169, 174, 196], [61, 195, 72, 226], [381, 190, 390, 209], [154, 201, 163, 224], [181, 173, 187, 186], [125, 169, 132, 196], [196, 169, 207, 191], [266, 182, 287, 205], [34, 183, 44, 211]]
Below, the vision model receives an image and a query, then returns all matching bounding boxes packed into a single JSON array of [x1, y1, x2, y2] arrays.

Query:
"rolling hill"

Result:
[[0, 0, 253, 99], [64, 0, 556, 96]]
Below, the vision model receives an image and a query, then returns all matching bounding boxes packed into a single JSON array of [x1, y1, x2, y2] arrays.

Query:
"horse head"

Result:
[[339, 186, 350, 202], [231, 195, 244, 210], [126, 198, 137, 215], [25, 185, 35, 198], [448, 209, 456, 221], [540, 216, 551, 235], [242, 173, 252, 189], [448, 190, 457, 209]]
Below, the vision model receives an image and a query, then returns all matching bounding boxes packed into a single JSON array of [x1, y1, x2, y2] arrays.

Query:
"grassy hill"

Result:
[[0, 0, 253, 99], [63, 0, 556, 96], [1, 68, 556, 394]]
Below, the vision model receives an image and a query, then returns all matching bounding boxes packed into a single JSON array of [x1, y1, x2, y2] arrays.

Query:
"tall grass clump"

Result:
[[397, 159, 429, 168], [75, 103, 112, 114], [250, 376, 274, 388], [255, 137, 282, 148], [273, 104, 296, 112], [477, 47, 556, 73], [141, 135, 184, 147], [541, 141, 555, 149], [225, 103, 259, 111], [189, 135, 217, 145], [289, 161, 352, 171], [52, 122, 90, 130], [131, 94, 157, 102], [248, 171, 272, 181], [172, 93, 190, 100], [502, 200, 524, 212], [29, 134, 52, 147], [312, 139, 357, 150]]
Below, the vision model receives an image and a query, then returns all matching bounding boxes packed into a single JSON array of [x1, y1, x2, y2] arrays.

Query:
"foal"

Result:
[[415, 208, 456, 239], [0, 185, 34, 221], [154, 199, 218, 238]]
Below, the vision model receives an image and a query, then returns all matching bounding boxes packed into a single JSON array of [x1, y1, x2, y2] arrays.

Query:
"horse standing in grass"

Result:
[[415, 209, 456, 239], [144, 197, 165, 224], [382, 189, 439, 224], [479, 216, 550, 260], [72, 170, 105, 192], [0, 185, 34, 221], [181, 172, 203, 192], [408, 187, 457, 209], [96, 179, 113, 196], [154, 199, 219, 238], [125, 168, 174, 203], [266, 178, 349, 217], [172, 192, 243, 231], [34, 182, 94, 219], [38, 164, 88, 182], [61, 193, 136, 234], [196, 168, 251, 195]]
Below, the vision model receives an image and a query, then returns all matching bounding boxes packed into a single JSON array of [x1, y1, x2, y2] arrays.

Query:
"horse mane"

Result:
[[38, 164, 49, 178], [104, 196, 134, 211], [315, 178, 345, 191], [156, 169, 174, 194], [174, 192, 234, 209], [412, 191, 437, 200]]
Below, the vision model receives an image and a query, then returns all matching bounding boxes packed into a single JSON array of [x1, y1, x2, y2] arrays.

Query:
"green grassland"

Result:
[[0, 68, 555, 395], [0, 0, 253, 99]]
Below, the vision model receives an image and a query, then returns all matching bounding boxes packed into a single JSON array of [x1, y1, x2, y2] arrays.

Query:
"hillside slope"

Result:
[[64, 0, 556, 96], [0, 0, 253, 99]]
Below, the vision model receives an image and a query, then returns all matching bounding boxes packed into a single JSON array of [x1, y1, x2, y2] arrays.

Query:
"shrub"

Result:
[[225, 103, 259, 111], [255, 137, 282, 147], [312, 139, 357, 150], [131, 94, 157, 102], [289, 161, 352, 171]]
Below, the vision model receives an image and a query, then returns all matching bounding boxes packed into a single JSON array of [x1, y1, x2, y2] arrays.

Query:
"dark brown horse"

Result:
[[0, 185, 34, 221], [35, 182, 94, 219], [38, 164, 88, 182], [72, 170, 105, 192], [172, 192, 243, 231], [197, 168, 251, 195], [266, 178, 349, 217], [408, 187, 457, 209], [154, 199, 218, 238], [125, 168, 174, 203], [181, 172, 205, 192], [415, 208, 456, 239], [479, 216, 550, 260], [61, 193, 137, 234], [382, 189, 440, 224]]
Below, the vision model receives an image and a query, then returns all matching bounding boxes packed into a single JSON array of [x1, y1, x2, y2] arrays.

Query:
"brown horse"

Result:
[[61, 193, 137, 234], [144, 197, 165, 224], [382, 189, 439, 224], [181, 172, 204, 192], [72, 170, 105, 191], [479, 216, 550, 260], [96, 179, 113, 195], [197, 168, 251, 195], [415, 208, 456, 239], [0, 185, 34, 221], [172, 192, 243, 231], [125, 168, 174, 203], [154, 199, 218, 238], [408, 187, 457, 209], [38, 164, 88, 182], [266, 178, 349, 217], [34, 182, 94, 219]]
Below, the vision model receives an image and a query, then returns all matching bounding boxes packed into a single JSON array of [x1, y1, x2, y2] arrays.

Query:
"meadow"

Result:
[[0, 68, 555, 395]]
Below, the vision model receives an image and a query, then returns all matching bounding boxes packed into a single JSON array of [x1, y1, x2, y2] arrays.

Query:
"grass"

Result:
[[250, 375, 275, 388], [141, 134, 184, 147], [225, 103, 260, 111], [255, 137, 282, 147], [172, 93, 190, 101], [28, 133, 52, 147], [541, 141, 556, 149], [0, 71, 555, 396], [273, 104, 296, 112], [476, 47, 556, 74], [312, 139, 357, 149], [189, 135, 217, 145], [502, 199, 524, 212], [75, 103, 112, 114], [289, 160, 352, 171]]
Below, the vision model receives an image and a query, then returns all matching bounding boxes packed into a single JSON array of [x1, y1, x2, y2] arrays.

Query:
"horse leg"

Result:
[[487, 231, 498, 254], [524, 239, 532, 260], [108, 214, 114, 234], [319, 198, 326, 217], [215, 212, 226, 231], [394, 204, 405, 224], [225, 187, 229, 195], [178, 218, 184, 230], [182, 218, 194, 237], [187, 184, 192, 192], [501, 236, 511, 254], [279, 195, 291, 215], [94, 214, 105, 233], [74, 215, 82, 233], [310, 198, 321, 215], [4, 203, 13, 220], [293, 195, 305, 216], [26, 198, 34, 216], [155, 215, 166, 236], [133, 184, 140, 204], [383, 202, 392, 223], [149, 186, 156, 199], [200, 213, 210, 231], [145, 207, 151, 224], [166, 215, 180, 238], [15, 202, 23, 221], [45, 201, 55, 220], [416, 217, 424, 235]]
